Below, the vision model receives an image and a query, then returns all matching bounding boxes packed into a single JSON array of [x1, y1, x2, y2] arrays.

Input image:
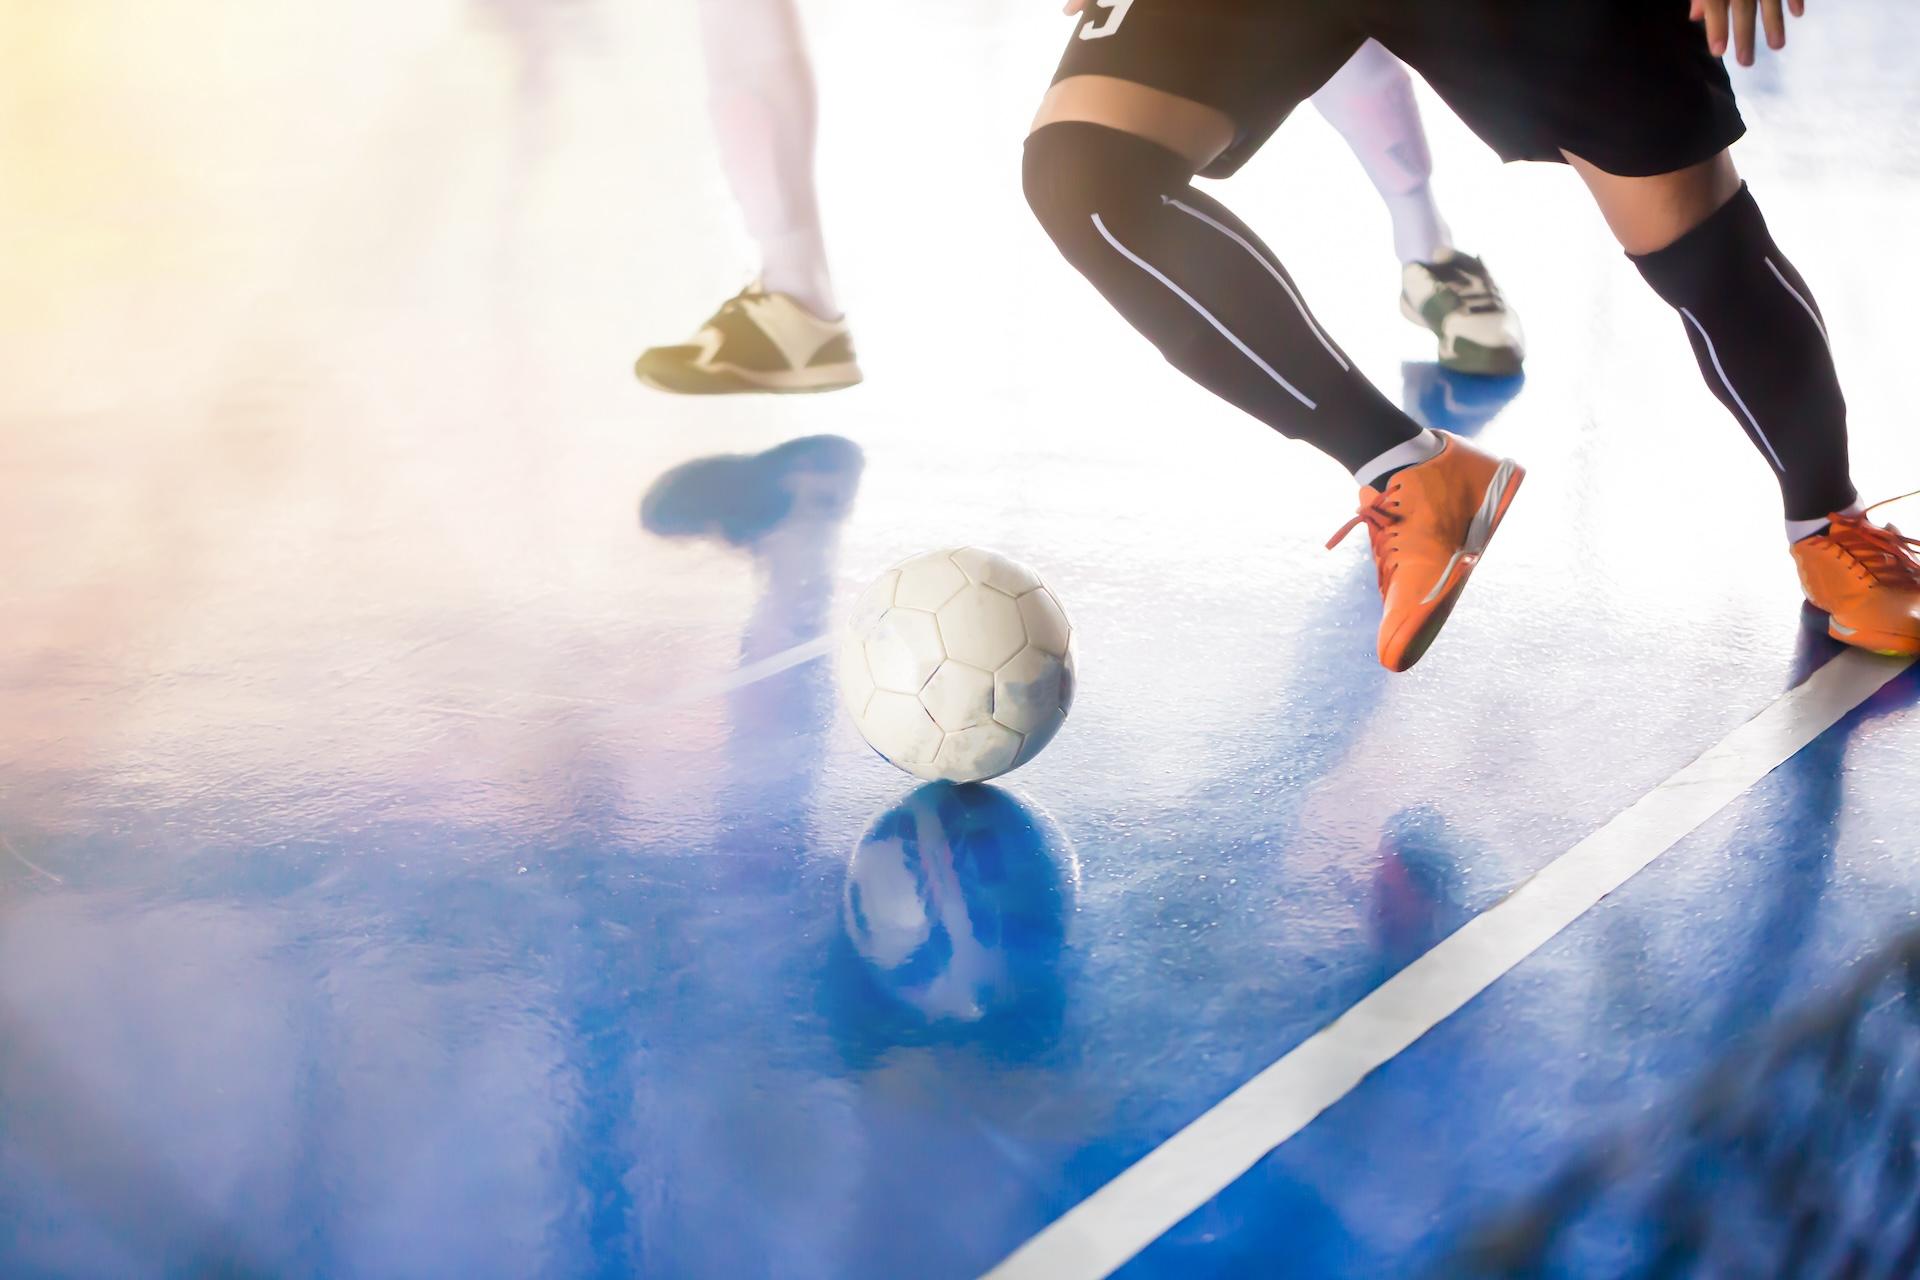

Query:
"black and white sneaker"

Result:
[[1400, 251, 1525, 377], [635, 283, 863, 395]]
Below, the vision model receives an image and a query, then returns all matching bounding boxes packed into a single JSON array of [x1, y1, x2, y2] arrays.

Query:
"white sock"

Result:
[[1311, 40, 1454, 266], [1382, 191, 1453, 267], [1355, 429, 1444, 491], [758, 229, 837, 320], [697, 0, 840, 319], [1787, 500, 1864, 545]]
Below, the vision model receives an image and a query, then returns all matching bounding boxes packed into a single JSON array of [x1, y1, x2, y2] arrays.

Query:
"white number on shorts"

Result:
[[1077, 0, 1134, 41]]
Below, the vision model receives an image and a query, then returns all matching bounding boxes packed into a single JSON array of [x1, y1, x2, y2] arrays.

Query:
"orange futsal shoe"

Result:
[[1792, 494, 1920, 657], [1327, 433, 1525, 672]]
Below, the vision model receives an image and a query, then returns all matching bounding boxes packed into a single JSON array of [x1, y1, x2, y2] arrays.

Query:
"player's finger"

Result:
[[1762, 0, 1787, 49], [1700, 0, 1729, 57], [1063, 0, 1088, 13], [1788, 0, 1805, 17], [1732, 0, 1758, 64]]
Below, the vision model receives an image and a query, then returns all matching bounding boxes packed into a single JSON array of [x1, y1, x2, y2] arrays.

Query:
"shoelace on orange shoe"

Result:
[[1327, 492, 1403, 593], [1826, 491, 1920, 587]]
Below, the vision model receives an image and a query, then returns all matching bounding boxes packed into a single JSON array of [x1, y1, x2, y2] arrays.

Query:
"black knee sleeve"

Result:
[[1021, 121, 1419, 472], [1023, 121, 1196, 270], [1631, 185, 1856, 519]]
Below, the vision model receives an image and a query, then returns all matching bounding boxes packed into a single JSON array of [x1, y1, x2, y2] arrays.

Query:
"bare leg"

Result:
[[1562, 149, 1742, 254], [1031, 75, 1236, 172]]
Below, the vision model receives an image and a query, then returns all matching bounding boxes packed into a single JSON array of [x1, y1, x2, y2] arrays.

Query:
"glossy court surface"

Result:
[[3, 2, 1918, 1276]]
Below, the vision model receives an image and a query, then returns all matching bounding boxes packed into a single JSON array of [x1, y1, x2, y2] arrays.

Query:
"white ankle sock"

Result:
[[698, 0, 840, 321], [1312, 40, 1454, 267], [1384, 189, 1454, 267], [759, 228, 839, 320], [1787, 500, 1864, 545], [1355, 429, 1444, 491]]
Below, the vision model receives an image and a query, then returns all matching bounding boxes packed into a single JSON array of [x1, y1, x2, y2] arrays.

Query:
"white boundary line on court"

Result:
[[983, 648, 1917, 1280], [644, 634, 838, 711], [0, 830, 65, 885]]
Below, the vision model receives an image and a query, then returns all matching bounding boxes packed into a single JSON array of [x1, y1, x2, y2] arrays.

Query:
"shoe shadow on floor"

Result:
[[641, 432, 864, 784], [641, 433, 865, 556], [1401, 362, 1526, 439]]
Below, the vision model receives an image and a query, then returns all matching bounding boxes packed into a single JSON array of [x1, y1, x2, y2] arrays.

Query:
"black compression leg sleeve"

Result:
[[1023, 121, 1421, 474], [1630, 185, 1857, 520]]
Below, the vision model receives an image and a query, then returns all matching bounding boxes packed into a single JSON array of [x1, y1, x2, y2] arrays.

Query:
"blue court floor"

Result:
[[3, 2, 1919, 1277]]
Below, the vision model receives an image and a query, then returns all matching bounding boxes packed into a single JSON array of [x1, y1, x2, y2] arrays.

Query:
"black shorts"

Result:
[[1052, 0, 1746, 180]]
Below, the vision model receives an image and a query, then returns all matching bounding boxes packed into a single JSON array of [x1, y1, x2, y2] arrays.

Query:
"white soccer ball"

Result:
[[838, 548, 1075, 783]]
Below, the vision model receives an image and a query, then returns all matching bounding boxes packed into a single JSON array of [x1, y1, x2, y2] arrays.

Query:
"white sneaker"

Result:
[[636, 283, 863, 394], [1400, 251, 1525, 377]]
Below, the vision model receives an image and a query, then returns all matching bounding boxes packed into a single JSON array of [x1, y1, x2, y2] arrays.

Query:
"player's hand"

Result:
[[1062, 0, 1088, 13], [1691, 0, 1805, 67]]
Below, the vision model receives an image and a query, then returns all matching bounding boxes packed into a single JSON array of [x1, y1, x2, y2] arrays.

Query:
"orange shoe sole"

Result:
[[1824, 617, 1920, 658], [1381, 460, 1526, 673]]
